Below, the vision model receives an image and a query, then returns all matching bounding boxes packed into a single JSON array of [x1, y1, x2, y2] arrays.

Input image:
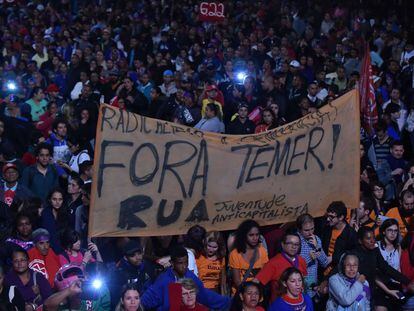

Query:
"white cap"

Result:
[[373, 75, 381, 84], [289, 60, 300, 68]]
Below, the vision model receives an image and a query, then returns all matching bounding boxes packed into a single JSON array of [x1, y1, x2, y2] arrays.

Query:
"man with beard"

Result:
[[319, 201, 357, 275], [21, 143, 58, 201], [386, 189, 414, 238], [255, 232, 307, 303]]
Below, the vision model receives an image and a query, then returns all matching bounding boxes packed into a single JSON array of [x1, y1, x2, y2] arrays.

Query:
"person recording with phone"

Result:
[[296, 214, 331, 299]]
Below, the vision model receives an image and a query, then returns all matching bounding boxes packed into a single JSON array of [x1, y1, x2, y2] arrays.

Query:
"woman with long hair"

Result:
[[255, 108, 278, 133], [40, 188, 70, 254], [229, 220, 268, 294], [375, 219, 403, 311], [67, 177, 84, 227], [58, 229, 102, 266], [269, 267, 313, 310], [115, 284, 144, 311], [369, 181, 389, 218], [194, 103, 225, 133], [230, 281, 265, 311], [196, 231, 227, 294]]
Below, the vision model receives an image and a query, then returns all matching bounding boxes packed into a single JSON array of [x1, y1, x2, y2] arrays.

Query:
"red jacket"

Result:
[[28, 246, 61, 287]]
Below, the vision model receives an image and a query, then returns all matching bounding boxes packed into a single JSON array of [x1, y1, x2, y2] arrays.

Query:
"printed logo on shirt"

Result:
[[29, 259, 48, 279]]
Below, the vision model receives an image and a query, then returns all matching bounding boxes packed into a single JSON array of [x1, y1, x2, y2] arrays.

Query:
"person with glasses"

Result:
[[375, 219, 403, 310], [319, 201, 357, 277], [369, 181, 390, 220], [178, 278, 208, 311], [326, 253, 370, 311], [255, 232, 307, 304], [385, 189, 414, 238]]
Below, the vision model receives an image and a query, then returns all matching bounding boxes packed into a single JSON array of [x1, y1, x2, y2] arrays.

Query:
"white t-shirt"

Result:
[[379, 244, 400, 271], [69, 150, 91, 173], [186, 248, 198, 276]]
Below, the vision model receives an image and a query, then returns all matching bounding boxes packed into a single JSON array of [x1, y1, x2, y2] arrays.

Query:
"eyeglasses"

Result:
[[182, 290, 196, 297], [344, 264, 358, 268], [284, 242, 300, 247]]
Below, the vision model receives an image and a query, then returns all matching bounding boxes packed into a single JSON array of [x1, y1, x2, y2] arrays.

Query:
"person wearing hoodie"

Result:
[[27, 228, 61, 288], [141, 245, 230, 311], [111, 240, 158, 310], [327, 252, 371, 311]]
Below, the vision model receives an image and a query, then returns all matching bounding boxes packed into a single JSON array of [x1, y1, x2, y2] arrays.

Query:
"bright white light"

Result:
[[92, 279, 102, 289], [236, 72, 247, 82], [6, 82, 17, 91]]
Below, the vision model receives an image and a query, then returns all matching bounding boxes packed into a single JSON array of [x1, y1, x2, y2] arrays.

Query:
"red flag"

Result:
[[359, 44, 378, 135]]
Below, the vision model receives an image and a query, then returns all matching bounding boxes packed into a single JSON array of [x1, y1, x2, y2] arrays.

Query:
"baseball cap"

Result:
[[123, 240, 143, 256], [46, 84, 59, 93], [205, 84, 218, 92], [289, 60, 300, 68], [2, 163, 18, 174], [163, 70, 174, 77]]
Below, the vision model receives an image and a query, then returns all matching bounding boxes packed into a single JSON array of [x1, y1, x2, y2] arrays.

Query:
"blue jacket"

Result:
[[141, 267, 230, 311]]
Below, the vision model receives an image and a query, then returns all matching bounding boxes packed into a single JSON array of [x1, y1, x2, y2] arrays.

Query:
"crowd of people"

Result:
[[0, 0, 414, 310]]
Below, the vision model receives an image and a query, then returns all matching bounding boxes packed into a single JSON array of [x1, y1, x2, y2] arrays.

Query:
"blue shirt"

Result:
[[141, 267, 230, 311], [299, 233, 329, 297]]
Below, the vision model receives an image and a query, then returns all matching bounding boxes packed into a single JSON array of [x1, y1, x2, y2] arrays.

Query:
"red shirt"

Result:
[[401, 248, 414, 290], [180, 304, 208, 311], [4, 188, 15, 206], [28, 247, 61, 288], [256, 253, 307, 303]]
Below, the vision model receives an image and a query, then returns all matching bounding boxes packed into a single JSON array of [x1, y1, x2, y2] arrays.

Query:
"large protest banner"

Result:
[[89, 89, 360, 237]]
